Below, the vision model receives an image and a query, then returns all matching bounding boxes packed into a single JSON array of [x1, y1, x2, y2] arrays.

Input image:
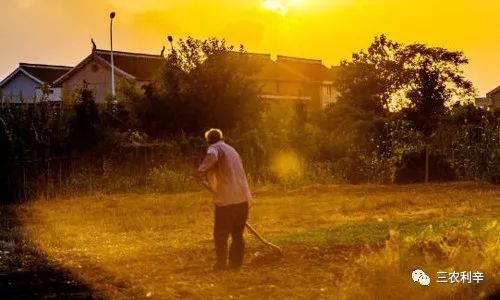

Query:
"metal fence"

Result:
[[1, 143, 203, 203]]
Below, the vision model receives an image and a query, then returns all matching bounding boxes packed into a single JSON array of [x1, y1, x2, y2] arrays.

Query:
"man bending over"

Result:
[[198, 128, 252, 270]]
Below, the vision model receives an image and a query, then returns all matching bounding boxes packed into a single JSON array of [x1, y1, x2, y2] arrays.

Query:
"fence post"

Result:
[[101, 155, 105, 176], [22, 165, 27, 201], [58, 159, 62, 190]]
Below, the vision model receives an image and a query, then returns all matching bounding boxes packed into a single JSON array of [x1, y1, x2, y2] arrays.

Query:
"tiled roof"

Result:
[[234, 53, 309, 82], [53, 49, 165, 85], [487, 85, 500, 98], [235, 52, 338, 83], [93, 49, 165, 81], [19, 63, 72, 85], [276, 56, 337, 82], [0, 63, 73, 88]]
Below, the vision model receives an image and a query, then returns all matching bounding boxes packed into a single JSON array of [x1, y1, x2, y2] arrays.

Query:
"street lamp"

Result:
[[168, 35, 174, 51], [110, 12, 116, 99]]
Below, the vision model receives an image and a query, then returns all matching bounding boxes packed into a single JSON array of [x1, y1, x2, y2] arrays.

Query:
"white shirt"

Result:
[[198, 141, 252, 207]]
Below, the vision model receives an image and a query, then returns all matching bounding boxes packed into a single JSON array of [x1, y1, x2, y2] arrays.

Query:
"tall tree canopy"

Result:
[[326, 35, 474, 139], [335, 35, 403, 115], [326, 35, 475, 182], [120, 37, 263, 139], [398, 44, 474, 136], [334, 35, 474, 116]]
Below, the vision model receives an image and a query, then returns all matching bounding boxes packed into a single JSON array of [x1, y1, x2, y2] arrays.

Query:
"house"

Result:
[[0, 63, 72, 103], [479, 86, 500, 110], [273, 55, 339, 108], [242, 53, 339, 108], [33, 47, 337, 107], [475, 97, 492, 108], [53, 49, 165, 102]]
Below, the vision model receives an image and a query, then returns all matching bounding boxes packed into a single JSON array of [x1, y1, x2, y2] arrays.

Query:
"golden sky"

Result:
[[1, 0, 500, 95]]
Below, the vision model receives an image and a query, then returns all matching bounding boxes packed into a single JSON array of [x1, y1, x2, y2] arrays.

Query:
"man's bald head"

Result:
[[204, 128, 224, 144]]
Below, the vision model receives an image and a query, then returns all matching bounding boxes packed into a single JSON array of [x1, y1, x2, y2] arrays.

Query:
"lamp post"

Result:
[[110, 12, 116, 99], [168, 35, 174, 51]]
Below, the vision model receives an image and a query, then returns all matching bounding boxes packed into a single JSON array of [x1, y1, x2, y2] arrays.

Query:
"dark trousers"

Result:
[[214, 201, 249, 268]]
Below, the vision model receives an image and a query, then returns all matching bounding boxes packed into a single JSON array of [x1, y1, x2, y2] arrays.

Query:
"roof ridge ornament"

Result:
[[91, 38, 97, 52]]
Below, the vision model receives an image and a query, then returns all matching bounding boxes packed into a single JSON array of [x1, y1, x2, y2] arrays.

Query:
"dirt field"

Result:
[[5, 182, 500, 299]]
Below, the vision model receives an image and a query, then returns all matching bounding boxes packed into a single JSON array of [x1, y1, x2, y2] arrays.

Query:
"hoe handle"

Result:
[[245, 222, 283, 254]]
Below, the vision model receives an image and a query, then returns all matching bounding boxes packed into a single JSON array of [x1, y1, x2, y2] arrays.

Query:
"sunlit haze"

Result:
[[2, 0, 500, 95]]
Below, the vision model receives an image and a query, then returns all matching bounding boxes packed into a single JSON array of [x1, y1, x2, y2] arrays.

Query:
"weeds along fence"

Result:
[[1, 143, 204, 203], [5, 156, 74, 202]]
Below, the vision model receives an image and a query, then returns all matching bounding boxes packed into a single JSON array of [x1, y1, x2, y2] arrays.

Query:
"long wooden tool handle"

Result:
[[201, 180, 215, 193], [245, 222, 283, 254]]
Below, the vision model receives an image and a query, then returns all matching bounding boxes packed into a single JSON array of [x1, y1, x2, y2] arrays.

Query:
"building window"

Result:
[[327, 86, 332, 96]]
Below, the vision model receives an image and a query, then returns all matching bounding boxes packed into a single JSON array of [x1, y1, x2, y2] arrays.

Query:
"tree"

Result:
[[323, 35, 406, 170], [399, 45, 474, 182], [327, 35, 474, 182], [68, 88, 107, 153], [335, 35, 404, 115], [119, 37, 263, 139]]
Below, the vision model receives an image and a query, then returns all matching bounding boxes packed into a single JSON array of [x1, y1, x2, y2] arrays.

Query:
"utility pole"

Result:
[[110, 12, 116, 99]]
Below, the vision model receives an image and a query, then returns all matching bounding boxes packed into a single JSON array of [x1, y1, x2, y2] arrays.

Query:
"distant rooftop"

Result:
[[54, 49, 165, 85], [0, 63, 73, 88], [276, 55, 323, 64], [19, 63, 72, 85], [276, 56, 335, 82], [239, 52, 337, 82], [93, 49, 165, 81]]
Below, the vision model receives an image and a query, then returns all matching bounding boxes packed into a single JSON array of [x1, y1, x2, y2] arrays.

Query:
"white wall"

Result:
[[35, 87, 62, 102], [0, 72, 39, 103], [1, 72, 63, 103], [320, 84, 339, 108]]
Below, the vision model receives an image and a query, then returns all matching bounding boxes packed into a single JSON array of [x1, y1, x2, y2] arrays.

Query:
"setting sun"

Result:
[[3, 0, 500, 96], [261, 0, 307, 15], [1, 1, 500, 300], [262, 0, 288, 15]]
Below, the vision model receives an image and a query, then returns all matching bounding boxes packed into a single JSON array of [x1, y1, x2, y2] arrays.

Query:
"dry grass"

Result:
[[16, 182, 500, 299]]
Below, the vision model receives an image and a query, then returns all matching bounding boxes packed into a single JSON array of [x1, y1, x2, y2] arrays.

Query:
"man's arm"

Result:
[[197, 150, 218, 192], [197, 147, 218, 176], [197, 153, 218, 175]]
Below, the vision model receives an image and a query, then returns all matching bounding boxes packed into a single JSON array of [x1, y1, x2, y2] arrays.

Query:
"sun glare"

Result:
[[262, 0, 288, 15], [271, 151, 303, 179]]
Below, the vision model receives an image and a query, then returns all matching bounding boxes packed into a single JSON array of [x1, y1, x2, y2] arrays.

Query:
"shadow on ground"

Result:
[[0, 204, 96, 300]]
